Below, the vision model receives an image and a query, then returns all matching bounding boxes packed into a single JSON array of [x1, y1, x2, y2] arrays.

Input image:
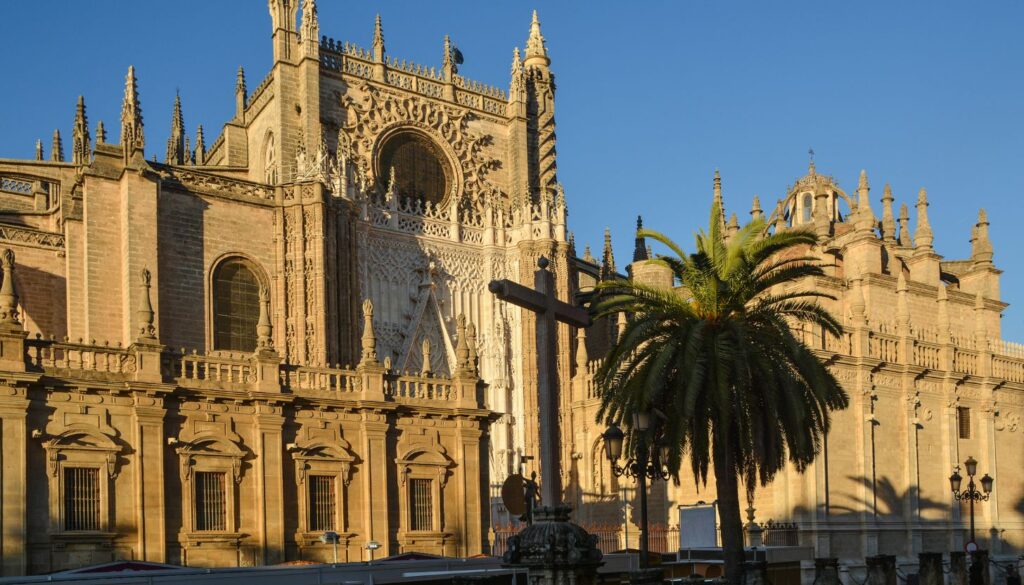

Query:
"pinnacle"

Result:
[[524, 9, 549, 68], [858, 169, 869, 190]]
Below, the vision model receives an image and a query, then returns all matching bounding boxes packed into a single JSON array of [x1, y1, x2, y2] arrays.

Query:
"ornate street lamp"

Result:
[[949, 456, 993, 551], [603, 411, 670, 572]]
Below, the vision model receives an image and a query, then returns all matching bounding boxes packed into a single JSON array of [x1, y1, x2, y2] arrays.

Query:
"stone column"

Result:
[[0, 383, 29, 575], [359, 415, 391, 556], [456, 424, 484, 556], [255, 404, 286, 565], [866, 554, 897, 585], [132, 393, 167, 562], [918, 552, 944, 585]]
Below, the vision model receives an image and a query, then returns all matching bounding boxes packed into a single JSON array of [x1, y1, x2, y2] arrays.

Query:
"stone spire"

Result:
[[913, 188, 934, 251], [971, 209, 994, 267], [0, 250, 20, 327], [749, 195, 763, 222], [359, 299, 378, 365], [880, 183, 896, 243], [632, 216, 648, 262], [300, 0, 319, 57], [897, 203, 910, 247], [727, 212, 740, 238], [372, 14, 385, 62], [34, 140, 43, 161], [582, 244, 595, 264], [71, 95, 91, 165], [194, 125, 206, 165], [50, 129, 64, 162], [166, 93, 186, 164], [96, 120, 106, 144], [600, 228, 616, 280], [120, 65, 144, 160], [509, 47, 525, 100], [773, 199, 786, 233], [442, 35, 456, 79], [712, 169, 728, 233], [235, 66, 247, 119], [855, 170, 875, 234], [523, 10, 550, 69]]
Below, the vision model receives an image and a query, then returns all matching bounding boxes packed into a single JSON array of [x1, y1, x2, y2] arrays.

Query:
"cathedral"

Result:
[[0, 0, 1021, 577]]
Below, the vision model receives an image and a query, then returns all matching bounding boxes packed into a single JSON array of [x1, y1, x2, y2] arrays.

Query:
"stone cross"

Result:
[[488, 256, 590, 506]]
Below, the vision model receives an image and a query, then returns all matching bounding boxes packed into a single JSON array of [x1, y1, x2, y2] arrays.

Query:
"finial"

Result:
[[971, 208, 994, 266], [880, 183, 896, 243], [0, 249, 20, 327], [913, 187, 933, 251], [421, 338, 432, 376], [575, 327, 588, 370], [137, 268, 157, 341], [72, 95, 91, 165], [300, 0, 319, 57], [256, 285, 273, 351], [51, 129, 64, 162], [858, 169, 869, 191], [455, 314, 470, 372], [236, 65, 246, 95], [750, 195, 763, 221], [442, 34, 455, 77], [808, 147, 816, 175], [523, 9, 550, 69], [583, 244, 595, 264], [120, 65, 144, 160], [34, 139, 43, 161], [96, 120, 106, 144], [855, 170, 874, 234], [360, 299, 378, 364], [372, 14, 385, 61], [897, 203, 910, 247]]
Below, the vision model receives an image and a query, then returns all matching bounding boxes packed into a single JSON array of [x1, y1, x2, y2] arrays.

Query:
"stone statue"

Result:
[[521, 470, 540, 525]]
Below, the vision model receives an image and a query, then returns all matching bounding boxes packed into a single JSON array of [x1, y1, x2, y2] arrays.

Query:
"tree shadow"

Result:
[[827, 475, 948, 522]]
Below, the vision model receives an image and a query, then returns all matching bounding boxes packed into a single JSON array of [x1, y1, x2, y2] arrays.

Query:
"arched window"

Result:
[[212, 259, 261, 352], [802, 194, 813, 223], [264, 133, 278, 185], [378, 132, 450, 205]]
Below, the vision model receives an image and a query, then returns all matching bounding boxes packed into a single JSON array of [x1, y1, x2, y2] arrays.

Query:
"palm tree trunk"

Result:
[[714, 433, 745, 584]]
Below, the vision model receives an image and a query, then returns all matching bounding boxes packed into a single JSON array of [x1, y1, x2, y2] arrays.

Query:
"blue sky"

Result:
[[1, 2, 1022, 340]]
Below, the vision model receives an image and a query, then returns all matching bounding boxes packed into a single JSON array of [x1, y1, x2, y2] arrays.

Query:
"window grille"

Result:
[[195, 471, 227, 531], [958, 407, 971, 439], [212, 260, 261, 352], [308, 475, 336, 532], [410, 478, 434, 531], [63, 467, 100, 531]]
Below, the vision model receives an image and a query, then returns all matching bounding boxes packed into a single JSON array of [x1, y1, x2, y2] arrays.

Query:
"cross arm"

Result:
[[488, 279, 547, 314]]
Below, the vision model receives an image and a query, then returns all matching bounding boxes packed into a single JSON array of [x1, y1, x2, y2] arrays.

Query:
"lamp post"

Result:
[[366, 540, 381, 563], [602, 410, 670, 572], [949, 456, 994, 551], [321, 531, 340, 564]]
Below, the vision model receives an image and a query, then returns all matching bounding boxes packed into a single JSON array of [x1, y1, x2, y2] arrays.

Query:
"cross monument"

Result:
[[488, 256, 590, 507]]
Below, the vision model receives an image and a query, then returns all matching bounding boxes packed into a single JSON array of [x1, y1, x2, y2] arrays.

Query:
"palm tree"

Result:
[[592, 199, 849, 583]]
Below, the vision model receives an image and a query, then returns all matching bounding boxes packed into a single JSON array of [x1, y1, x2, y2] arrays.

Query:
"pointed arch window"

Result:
[[802, 194, 813, 223], [212, 259, 262, 352], [264, 132, 278, 185]]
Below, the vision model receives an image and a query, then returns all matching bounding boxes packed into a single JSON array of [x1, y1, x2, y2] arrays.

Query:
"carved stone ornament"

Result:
[[340, 82, 501, 205]]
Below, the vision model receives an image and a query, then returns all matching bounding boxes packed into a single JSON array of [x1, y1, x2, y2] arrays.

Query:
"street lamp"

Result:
[[366, 540, 382, 563], [949, 456, 994, 551], [602, 412, 670, 572]]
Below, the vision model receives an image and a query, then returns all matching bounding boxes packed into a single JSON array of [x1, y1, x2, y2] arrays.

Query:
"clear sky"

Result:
[[1, 2, 1022, 340]]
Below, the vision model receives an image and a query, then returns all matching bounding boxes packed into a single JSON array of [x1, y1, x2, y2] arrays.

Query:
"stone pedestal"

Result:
[[815, 558, 840, 585], [866, 554, 897, 585], [951, 552, 968, 585], [742, 561, 768, 585], [502, 505, 603, 585], [918, 552, 944, 585], [969, 550, 990, 585]]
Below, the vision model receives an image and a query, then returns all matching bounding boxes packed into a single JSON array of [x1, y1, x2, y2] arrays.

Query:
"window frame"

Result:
[[41, 428, 120, 537], [290, 439, 355, 541], [957, 406, 972, 439], [175, 436, 244, 538]]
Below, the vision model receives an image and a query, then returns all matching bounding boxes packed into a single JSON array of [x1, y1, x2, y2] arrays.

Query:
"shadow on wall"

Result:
[[825, 475, 948, 521]]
